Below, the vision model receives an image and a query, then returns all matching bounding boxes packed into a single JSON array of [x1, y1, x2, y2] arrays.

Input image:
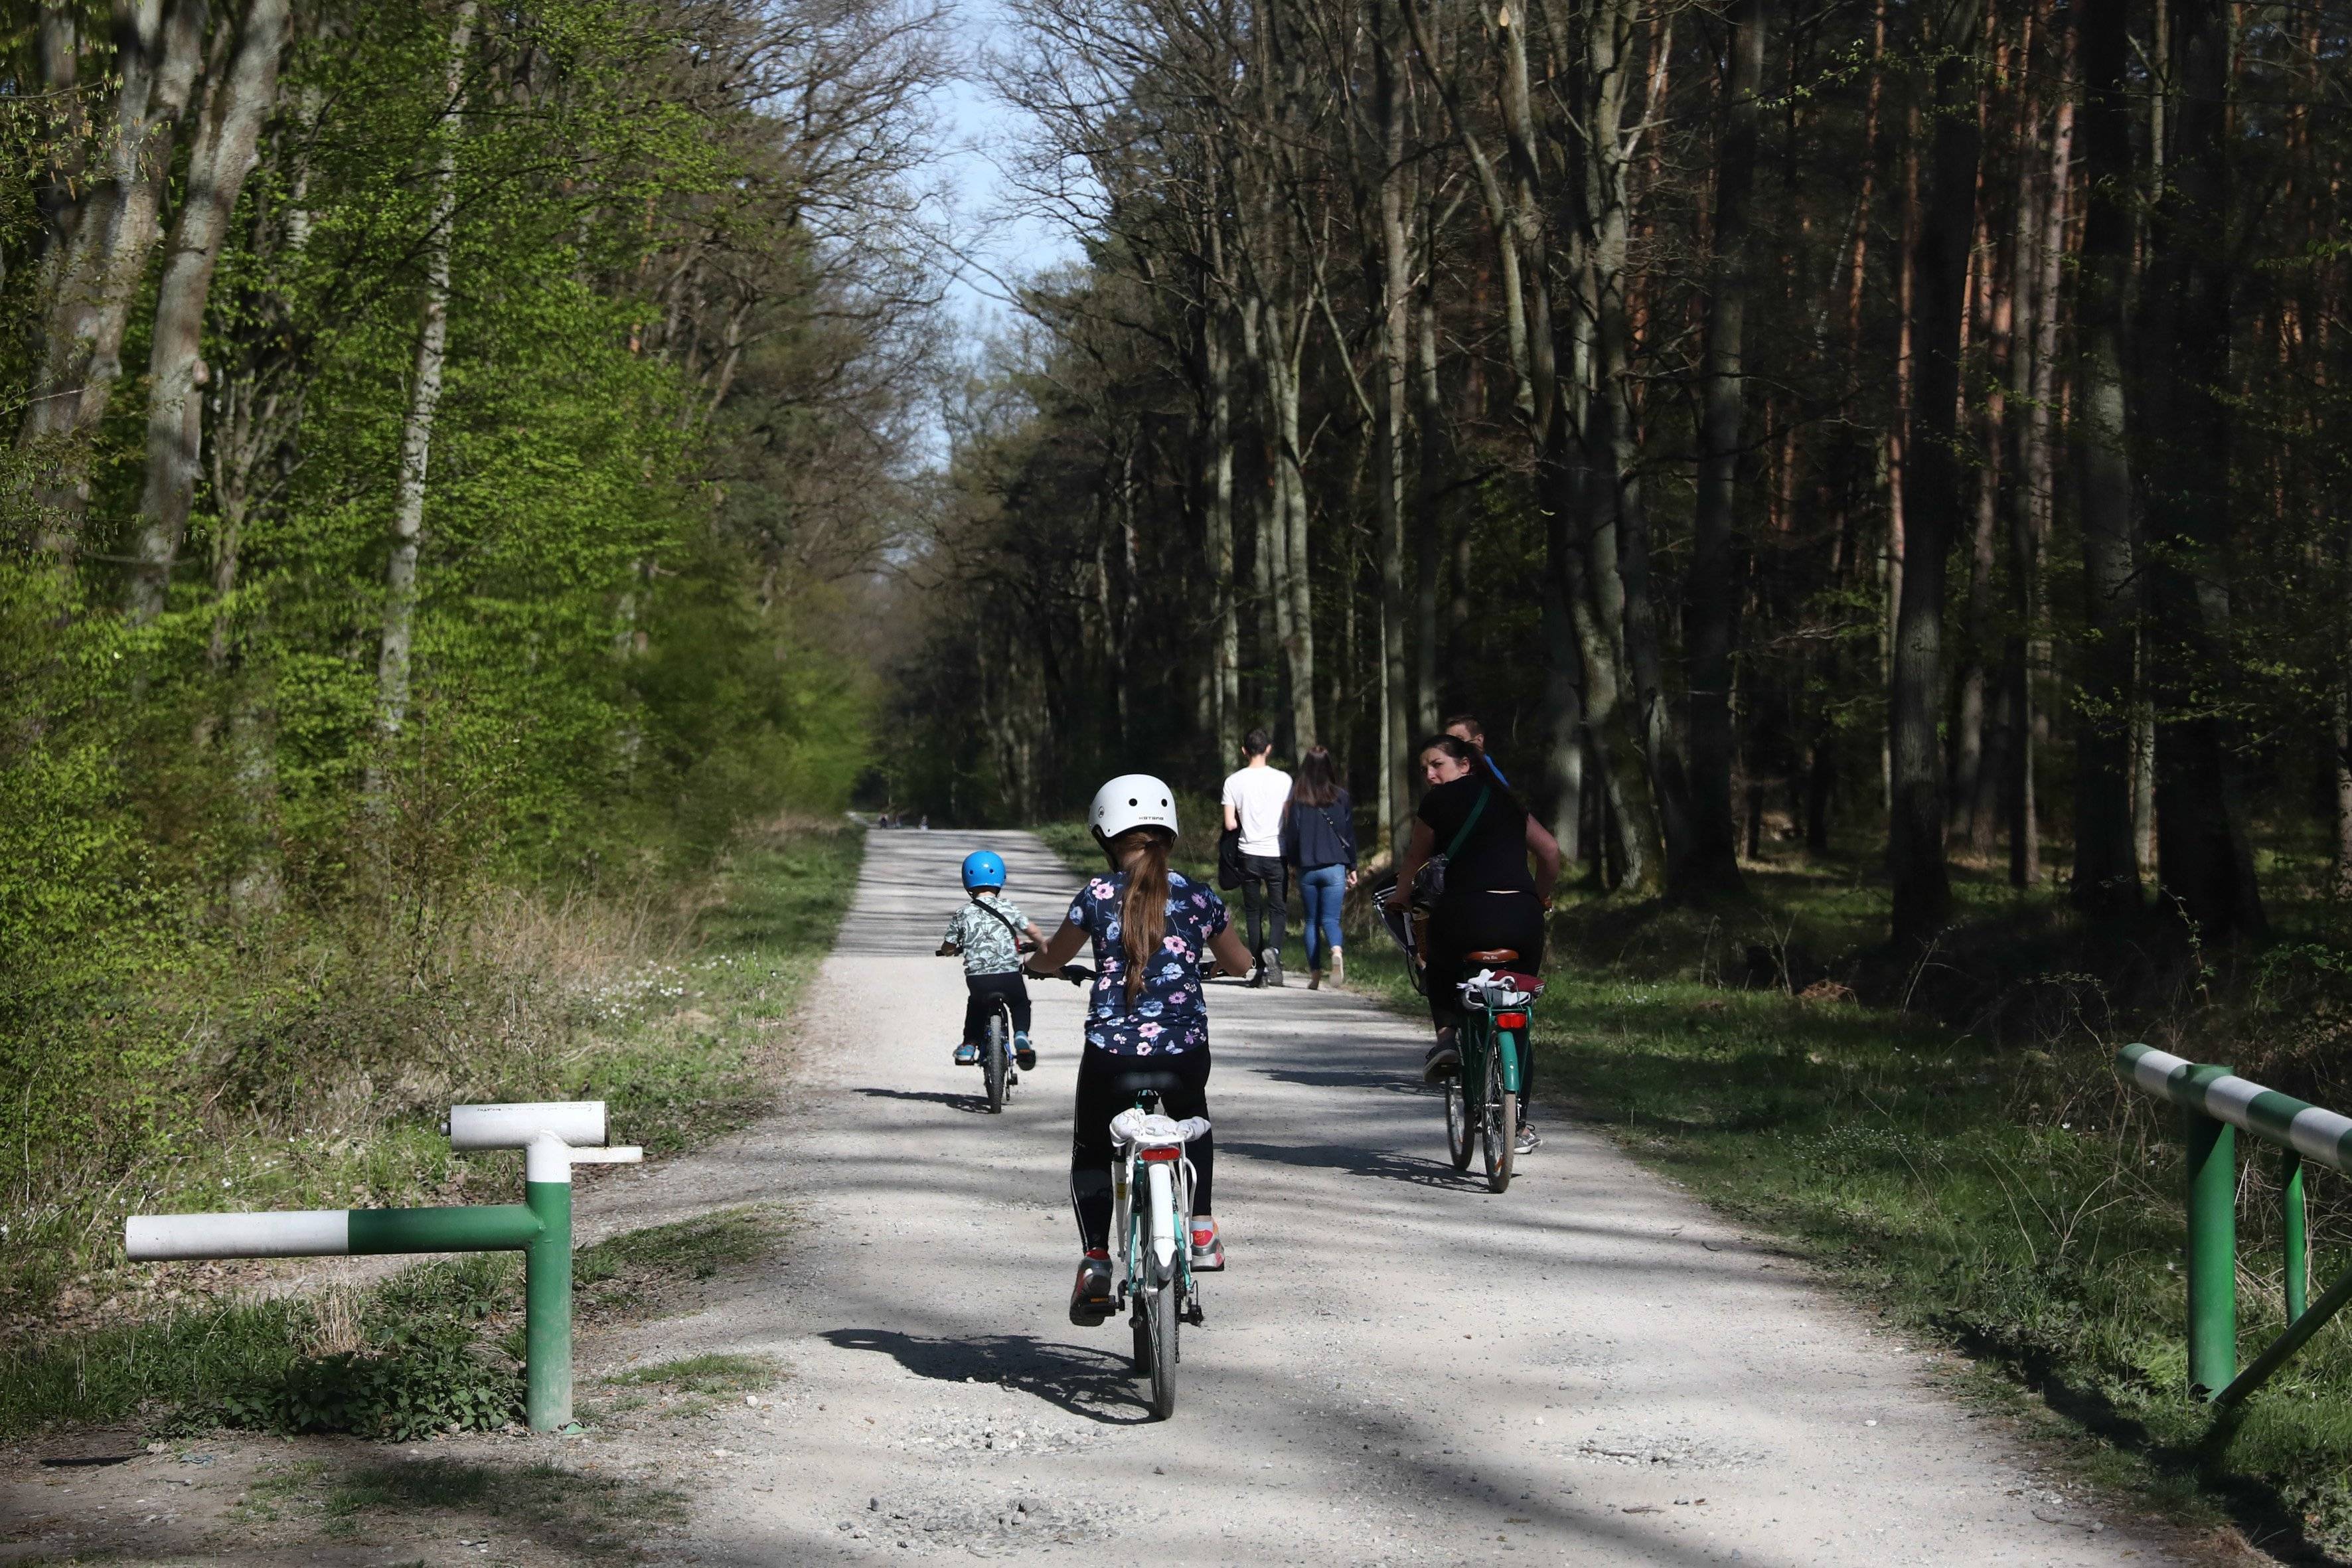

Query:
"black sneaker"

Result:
[[1423, 1032, 1460, 1083], [1069, 1253, 1113, 1326]]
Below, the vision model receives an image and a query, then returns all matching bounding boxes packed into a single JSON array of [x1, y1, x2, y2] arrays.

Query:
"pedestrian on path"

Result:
[[1280, 745, 1356, 990], [1445, 713, 1511, 789], [1221, 729, 1292, 987]]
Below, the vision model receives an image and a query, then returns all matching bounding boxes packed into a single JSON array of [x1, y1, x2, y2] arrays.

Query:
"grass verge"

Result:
[[0, 824, 850, 1441]]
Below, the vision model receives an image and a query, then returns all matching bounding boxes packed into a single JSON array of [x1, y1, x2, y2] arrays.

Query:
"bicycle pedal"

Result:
[[1184, 1300, 1206, 1327]]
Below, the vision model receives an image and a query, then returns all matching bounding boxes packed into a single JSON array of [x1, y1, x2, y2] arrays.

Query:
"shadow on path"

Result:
[[853, 1086, 1000, 1116], [1217, 1138, 1471, 1191], [819, 1328, 1159, 1426]]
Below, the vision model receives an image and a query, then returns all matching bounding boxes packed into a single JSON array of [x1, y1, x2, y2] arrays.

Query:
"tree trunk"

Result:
[[2069, 0, 2140, 914], [1682, 0, 1762, 900], [19, 0, 208, 558], [129, 0, 294, 625], [1888, 0, 1984, 946], [1542, 583, 1585, 866], [1375, 1, 1412, 847], [1882, 103, 1924, 813], [2334, 670, 2352, 900], [374, 0, 479, 771], [1206, 304, 1242, 762], [1413, 260, 1447, 736], [2136, 0, 2265, 943], [1267, 311, 1318, 749]]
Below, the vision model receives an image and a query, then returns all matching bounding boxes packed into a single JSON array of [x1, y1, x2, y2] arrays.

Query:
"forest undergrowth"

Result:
[[0, 821, 858, 1441]]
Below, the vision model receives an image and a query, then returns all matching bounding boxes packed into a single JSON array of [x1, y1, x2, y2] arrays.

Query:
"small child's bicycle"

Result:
[[938, 939, 1036, 1114], [977, 988, 1018, 1113], [1053, 963, 1207, 1419], [1109, 1088, 1207, 1419]]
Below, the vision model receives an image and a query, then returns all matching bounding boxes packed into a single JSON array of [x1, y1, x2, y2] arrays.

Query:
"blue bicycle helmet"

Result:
[[961, 850, 1006, 892]]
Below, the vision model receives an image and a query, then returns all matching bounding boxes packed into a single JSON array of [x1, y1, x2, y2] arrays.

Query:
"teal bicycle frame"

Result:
[[1447, 969, 1535, 1192]]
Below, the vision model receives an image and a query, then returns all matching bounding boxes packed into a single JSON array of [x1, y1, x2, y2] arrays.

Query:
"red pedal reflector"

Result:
[[1138, 1146, 1181, 1162], [1494, 1012, 1529, 1030]]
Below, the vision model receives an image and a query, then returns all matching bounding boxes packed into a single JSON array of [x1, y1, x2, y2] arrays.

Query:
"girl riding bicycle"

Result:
[[1026, 775, 1253, 1326]]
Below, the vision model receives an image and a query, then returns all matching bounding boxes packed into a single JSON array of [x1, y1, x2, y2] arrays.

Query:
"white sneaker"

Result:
[[1328, 949, 1344, 985], [1261, 947, 1284, 988]]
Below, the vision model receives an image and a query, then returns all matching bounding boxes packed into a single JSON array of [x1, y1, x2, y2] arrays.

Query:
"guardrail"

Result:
[[2115, 1045, 2352, 1407], [125, 1101, 640, 1431]]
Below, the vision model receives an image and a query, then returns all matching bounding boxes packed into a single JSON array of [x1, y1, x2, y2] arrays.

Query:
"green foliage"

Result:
[[218, 1334, 522, 1443]]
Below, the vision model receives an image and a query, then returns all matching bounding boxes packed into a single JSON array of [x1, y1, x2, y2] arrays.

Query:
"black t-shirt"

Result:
[[1416, 773, 1534, 900]]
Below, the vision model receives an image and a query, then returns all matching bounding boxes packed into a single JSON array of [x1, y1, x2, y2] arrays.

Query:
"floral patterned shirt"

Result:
[[943, 895, 1032, 976], [1066, 871, 1229, 1056]]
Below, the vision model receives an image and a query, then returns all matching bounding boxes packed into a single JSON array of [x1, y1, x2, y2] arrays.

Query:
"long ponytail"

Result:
[[1117, 828, 1173, 1000]]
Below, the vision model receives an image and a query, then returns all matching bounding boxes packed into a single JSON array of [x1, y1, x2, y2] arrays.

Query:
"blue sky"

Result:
[[933, 0, 1079, 334]]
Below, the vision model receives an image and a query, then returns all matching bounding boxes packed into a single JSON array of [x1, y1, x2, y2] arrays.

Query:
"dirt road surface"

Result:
[[599, 826, 2181, 1565]]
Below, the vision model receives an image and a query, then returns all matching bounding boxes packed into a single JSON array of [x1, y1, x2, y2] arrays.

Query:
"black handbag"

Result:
[[1216, 824, 1244, 890], [1419, 787, 1491, 903]]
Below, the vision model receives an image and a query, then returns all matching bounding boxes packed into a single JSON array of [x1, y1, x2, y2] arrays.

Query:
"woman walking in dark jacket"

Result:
[[1280, 745, 1358, 988]]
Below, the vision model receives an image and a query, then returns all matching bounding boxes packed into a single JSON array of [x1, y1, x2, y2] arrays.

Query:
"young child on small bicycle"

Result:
[[1024, 775, 1254, 1325], [939, 850, 1047, 1071]]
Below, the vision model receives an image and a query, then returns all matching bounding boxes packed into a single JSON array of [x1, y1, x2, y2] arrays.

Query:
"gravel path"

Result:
[[614, 825, 2190, 1567]]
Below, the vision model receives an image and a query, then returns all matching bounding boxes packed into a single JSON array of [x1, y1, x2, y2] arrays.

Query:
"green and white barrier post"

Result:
[[2117, 1045, 2347, 1407], [125, 1101, 640, 1431]]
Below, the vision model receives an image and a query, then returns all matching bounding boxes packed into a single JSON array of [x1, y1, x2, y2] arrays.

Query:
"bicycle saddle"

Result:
[[1464, 947, 1519, 964]]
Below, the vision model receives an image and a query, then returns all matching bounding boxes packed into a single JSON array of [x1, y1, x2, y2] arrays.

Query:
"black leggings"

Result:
[[1426, 890, 1546, 1104], [1069, 1044, 1213, 1251], [963, 973, 1031, 1044]]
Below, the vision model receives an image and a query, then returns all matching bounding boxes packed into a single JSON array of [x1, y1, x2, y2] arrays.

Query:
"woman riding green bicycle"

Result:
[[1026, 775, 1255, 1325], [1393, 734, 1562, 1154]]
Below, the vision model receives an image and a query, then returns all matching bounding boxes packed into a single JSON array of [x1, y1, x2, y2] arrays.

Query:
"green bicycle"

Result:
[[1443, 948, 1538, 1194]]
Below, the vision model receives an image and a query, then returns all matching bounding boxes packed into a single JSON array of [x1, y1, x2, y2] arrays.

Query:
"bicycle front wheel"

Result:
[[983, 1014, 1008, 1113], [1482, 1040, 1516, 1193]]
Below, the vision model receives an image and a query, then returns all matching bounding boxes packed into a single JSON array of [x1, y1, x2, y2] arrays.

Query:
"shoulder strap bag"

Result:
[[1418, 787, 1490, 904], [972, 897, 1024, 955]]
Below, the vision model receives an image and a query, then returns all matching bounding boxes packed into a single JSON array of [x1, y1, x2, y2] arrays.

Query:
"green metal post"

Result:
[[2284, 1151, 2308, 1322], [524, 1178, 574, 1431], [2182, 1064, 2237, 1399]]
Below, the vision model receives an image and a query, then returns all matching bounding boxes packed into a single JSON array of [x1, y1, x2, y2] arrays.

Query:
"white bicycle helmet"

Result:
[[1089, 773, 1179, 848]]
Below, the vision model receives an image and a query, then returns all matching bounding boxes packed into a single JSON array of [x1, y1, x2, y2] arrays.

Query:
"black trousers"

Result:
[[1238, 853, 1288, 955], [963, 972, 1031, 1044], [1425, 890, 1546, 1105], [1069, 1044, 1213, 1251]]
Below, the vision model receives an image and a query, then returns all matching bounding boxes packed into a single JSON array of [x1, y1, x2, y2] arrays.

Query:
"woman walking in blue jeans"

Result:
[[1281, 745, 1358, 988]]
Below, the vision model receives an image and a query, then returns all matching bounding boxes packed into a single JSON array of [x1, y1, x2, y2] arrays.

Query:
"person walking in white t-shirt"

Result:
[[1221, 729, 1294, 986]]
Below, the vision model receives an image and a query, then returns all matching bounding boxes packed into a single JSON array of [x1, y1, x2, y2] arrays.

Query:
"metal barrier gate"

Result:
[[125, 1101, 640, 1431], [2116, 1044, 2352, 1407]]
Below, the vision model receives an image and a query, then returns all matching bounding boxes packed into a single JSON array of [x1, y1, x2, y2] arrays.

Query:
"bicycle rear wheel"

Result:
[[1140, 1276, 1177, 1418], [1481, 1040, 1515, 1193], [983, 1014, 1008, 1113], [1444, 1071, 1474, 1172]]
